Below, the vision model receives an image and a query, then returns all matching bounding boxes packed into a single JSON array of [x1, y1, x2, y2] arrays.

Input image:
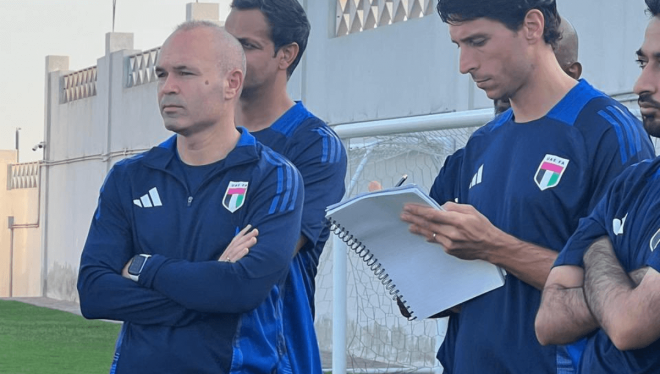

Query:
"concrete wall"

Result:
[[298, 0, 649, 124], [0, 150, 42, 297]]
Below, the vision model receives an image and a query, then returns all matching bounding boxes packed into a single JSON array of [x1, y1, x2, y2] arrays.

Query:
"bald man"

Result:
[[553, 18, 582, 79], [494, 17, 582, 115], [77, 21, 304, 373]]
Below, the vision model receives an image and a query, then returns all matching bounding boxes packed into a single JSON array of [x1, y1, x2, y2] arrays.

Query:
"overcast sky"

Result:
[[0, 1, 231, 162]]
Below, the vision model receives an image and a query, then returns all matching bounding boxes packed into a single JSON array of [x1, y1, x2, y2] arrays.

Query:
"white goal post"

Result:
[[324, 108, 493, 374]]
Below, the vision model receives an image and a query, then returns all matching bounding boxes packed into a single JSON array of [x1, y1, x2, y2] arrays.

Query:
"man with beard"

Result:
[[536, 1, 660, 372], [400, 1, 654, 373]]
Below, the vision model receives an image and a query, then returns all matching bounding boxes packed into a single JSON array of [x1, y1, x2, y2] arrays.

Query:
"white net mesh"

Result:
[[315, 126, 481, 373]]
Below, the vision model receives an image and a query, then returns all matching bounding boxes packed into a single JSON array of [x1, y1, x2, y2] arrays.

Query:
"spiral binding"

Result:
[[327, 218, 416, 320]]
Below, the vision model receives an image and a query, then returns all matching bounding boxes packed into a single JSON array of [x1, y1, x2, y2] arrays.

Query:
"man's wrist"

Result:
[[127, 254, 151, 282], [486, 230, 518, 264]]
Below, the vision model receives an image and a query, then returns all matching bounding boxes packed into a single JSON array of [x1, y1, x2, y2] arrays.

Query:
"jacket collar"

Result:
[[142, 127, 260, 171]]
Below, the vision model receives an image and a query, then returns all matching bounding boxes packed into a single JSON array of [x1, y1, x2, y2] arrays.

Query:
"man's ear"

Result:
[[566, 62, 582, 80], [278, 42, 300, 72], [225, 68, 244, 100], [522, 9, 545, 44]]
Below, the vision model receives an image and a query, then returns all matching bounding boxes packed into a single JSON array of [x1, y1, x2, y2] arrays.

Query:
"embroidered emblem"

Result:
[[223, 182, 248, 213], [534, 155, 570, 191], [613, 214, 627, 236], [650, 228, 660, 252]]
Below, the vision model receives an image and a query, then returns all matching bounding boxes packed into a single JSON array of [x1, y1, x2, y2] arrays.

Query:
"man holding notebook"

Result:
[[400, 0, 654, 373]]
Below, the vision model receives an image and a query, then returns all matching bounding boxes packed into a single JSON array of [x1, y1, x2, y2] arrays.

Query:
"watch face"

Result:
[[128, 255, 146, 276]]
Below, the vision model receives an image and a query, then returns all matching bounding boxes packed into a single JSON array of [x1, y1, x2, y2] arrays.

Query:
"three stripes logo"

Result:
[[469, 165, 484, 189], [133, 187, 163, 208]]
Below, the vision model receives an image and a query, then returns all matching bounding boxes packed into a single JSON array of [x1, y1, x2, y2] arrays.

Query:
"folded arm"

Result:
[[584, 239, 660, 350], [535, 265, 598, 345], [77, 169, 202, 326], [134, 165, 304, 314]]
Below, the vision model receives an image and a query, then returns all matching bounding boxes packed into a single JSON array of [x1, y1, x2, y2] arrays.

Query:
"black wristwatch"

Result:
[[127, 254, 151, 282]]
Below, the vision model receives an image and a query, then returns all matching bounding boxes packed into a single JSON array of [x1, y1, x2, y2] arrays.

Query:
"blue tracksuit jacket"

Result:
[[77, 129, 303, 373]]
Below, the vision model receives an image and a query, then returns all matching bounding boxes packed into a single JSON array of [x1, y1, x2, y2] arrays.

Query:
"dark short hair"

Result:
[[647, 0, 660, 17], [231, 0, 310, 78], [436, 0, 561, 47]]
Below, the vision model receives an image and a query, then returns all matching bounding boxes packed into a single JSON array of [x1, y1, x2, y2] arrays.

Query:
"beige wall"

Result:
[[0, 150, 42, 297]]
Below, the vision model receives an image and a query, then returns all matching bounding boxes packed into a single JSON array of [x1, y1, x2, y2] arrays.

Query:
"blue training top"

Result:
[[556, 157, 660, 374], [251, 102, 347, 374], [430, 79, 655, 374], [77, 128, 304, 374]]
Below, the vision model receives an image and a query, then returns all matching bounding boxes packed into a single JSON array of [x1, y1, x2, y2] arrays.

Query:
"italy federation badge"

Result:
[[534, 155, 569, 191], [223, 182, 248, 213]]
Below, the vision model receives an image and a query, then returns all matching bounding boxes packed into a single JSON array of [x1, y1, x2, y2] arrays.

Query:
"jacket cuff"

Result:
[[137, 254, 167, 289]]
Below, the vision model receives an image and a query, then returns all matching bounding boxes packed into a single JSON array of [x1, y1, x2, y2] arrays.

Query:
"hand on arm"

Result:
[[535, 265, 598, 345], [401, 202, 557, 290], [219, 224, 305, 261], [218, 224, 259, 263], [120, 224, 261, 277], [584, 238, 660, 350]]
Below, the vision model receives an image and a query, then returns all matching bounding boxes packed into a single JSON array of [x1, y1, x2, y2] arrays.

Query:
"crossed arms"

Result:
[[535, 236, 660, 351], [77, 166, 303, 326]]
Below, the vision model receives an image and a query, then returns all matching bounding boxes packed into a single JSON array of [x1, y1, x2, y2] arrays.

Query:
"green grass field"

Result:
[[0, 300, 121, 374]]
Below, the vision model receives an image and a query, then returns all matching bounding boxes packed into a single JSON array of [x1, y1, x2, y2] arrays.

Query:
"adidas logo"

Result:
[[469, 165, 484, 189], [134, 187, 163, 208]]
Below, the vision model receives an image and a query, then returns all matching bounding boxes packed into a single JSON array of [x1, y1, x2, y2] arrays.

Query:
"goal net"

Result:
[[315, 125, 481, 373]]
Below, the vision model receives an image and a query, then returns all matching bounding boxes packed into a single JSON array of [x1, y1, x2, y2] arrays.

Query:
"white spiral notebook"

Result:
[[326, 184, 506, 320]]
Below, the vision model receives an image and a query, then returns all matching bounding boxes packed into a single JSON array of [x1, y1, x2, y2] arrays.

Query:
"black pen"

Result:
[[395, 174, 408, 187]]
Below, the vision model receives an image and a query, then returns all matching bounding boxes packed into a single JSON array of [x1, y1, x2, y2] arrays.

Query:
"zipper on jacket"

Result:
[[187, 196, 193, 207]]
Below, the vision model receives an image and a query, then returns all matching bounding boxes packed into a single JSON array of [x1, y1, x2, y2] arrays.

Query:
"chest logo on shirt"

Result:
[[613, 214, 627, 235], [133, 187, 162, 208], [223, 182, 249, 213], [534, 155, 570, 191], [469, 165, 484, 189], [650, 228, 660, 252]]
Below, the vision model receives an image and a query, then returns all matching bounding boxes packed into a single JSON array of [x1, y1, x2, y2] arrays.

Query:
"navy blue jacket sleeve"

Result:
[[77, 166, 202, 326], [430, 149, 464, 205], [291, 122, 347, 247], [136, 159, 304, 314], [554, 213, 608, 268]]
